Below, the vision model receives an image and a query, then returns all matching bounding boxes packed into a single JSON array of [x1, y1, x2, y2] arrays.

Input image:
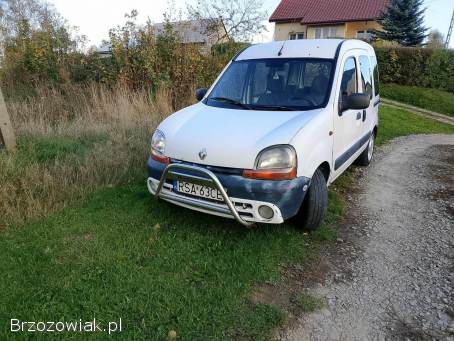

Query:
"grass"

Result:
[[1, 96, 453, 339], [294, 293, 324, 313], [0, 185, 307, 340], [382, 84, 454, 117], [377, 105, 454, 145], [447, 309, 454, 320], [0, 85, 171, 229]]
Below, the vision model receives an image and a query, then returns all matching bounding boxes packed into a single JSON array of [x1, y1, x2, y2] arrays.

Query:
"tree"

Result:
[[375, 0, 428, 46], [187, 0, 268, 43], [0, 0, 85, 93], [426, 29, 445, 49]]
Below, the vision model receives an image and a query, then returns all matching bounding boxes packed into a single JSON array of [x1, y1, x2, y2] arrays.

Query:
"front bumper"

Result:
[[147, 158, 310, 225]]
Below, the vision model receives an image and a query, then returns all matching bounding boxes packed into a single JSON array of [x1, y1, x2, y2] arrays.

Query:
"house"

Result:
[[153, 19, 229, 54], [96, 19, 229, 57], [96, 43, 111, 58], [269, 0, 390, 42]]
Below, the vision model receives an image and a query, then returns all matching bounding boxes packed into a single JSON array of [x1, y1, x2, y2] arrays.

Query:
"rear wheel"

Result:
[[294, 168, 328, 231], [356, 132, 375, 166]]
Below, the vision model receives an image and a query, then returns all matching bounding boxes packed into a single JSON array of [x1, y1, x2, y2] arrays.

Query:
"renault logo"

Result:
[[198, 148, 207, 160]]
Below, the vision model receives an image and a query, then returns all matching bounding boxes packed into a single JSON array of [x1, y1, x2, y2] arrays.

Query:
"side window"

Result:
[[340, 57, 357, 98], [359, 55, 373, 99], [371, 56, 380, 96]]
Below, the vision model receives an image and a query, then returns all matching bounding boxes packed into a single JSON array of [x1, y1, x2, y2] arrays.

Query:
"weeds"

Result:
[[0, 84, 173, 229], [294, 293, 324, 313]]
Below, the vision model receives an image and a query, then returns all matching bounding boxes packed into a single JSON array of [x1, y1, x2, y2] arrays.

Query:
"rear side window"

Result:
[[340, 57, 357, 97], [371, 56, 380, 96], [359, 55, 373, 99]]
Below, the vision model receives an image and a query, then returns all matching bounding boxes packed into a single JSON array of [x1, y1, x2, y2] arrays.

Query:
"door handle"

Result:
[[362, 110, 367, 122], [356, 112, 362, 120]]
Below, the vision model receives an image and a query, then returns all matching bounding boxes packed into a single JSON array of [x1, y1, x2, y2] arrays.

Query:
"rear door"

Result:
[[332, 52, 363, 174], [370, 55, 380, 124]]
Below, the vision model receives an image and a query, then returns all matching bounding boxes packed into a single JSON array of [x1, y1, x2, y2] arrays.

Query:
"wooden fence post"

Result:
[[0, 89, 16, 152]]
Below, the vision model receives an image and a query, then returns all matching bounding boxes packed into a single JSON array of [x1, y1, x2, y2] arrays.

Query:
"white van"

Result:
[[147, 39, 380, 230]]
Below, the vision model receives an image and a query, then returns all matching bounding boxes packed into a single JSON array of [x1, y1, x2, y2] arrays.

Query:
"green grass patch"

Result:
[[17, 135, 104, 163], [0, 185, 308, 340], [377, 106, 454, 145], [382, 84, 454, 117], [294, 293, 324, 313], [447, 309, 454, 320]]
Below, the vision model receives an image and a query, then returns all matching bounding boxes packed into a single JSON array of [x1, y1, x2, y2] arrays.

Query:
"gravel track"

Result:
[[279, 134, 454, 341]]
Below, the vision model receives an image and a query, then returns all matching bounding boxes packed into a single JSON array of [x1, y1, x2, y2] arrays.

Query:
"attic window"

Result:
[[289, 32, 305, 40]]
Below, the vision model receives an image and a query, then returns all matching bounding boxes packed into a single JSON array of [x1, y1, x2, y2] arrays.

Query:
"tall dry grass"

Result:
[[0, 84, 175, 229]]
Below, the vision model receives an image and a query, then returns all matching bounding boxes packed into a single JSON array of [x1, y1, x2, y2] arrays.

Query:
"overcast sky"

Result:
[[49, 0, 454, 48]]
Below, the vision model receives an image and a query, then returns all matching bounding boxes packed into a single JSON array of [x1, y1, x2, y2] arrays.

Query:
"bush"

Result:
[[375, 47, 454, 93], [0, 4, 245, 109]]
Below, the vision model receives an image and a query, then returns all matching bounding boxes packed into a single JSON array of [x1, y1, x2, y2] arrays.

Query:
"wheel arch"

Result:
[[317, 161, 331, 182]]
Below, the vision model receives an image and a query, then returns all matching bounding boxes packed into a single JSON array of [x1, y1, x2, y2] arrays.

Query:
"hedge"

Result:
[[375, 47, 454, 93]]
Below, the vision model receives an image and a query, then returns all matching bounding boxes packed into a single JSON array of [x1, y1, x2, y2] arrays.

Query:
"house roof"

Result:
[[269, 0, 390, 24], [154, 19, 224, 44]]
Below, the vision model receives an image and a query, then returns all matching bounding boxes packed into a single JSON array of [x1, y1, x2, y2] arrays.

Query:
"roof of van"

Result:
[[235, 39, 374, 61]]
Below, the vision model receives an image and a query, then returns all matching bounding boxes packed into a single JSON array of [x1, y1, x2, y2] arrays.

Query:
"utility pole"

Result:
[[446, 9, 454, 48], [0, 89, 16, 152]]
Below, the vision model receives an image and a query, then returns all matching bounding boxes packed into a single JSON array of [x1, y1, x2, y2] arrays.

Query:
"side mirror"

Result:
[[196, 88, 208, 102], [339, 93, 370, 113]]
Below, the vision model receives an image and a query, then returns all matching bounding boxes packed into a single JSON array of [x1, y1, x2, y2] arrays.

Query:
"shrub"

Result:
[[375, 47, 454, 92]]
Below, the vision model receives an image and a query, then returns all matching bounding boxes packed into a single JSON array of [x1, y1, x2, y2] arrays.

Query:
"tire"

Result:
[[294, 168, 328, 231], [355, 132, 375, 167]]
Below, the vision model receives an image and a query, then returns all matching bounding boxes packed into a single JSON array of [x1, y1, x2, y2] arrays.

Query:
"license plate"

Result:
[[174, 181, 224, 202]]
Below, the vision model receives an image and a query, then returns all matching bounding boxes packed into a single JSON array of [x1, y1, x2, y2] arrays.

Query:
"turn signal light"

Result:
[[242, 167, 297, 180], [151, 150, 170, 164]]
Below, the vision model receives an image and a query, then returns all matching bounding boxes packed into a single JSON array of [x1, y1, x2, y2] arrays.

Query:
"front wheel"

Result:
[[355, 132, 375, 166], [293, 168, 328, 231]]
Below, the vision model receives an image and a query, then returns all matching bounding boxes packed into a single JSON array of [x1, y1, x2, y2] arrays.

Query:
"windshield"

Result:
[[206, 58, 333, 111]]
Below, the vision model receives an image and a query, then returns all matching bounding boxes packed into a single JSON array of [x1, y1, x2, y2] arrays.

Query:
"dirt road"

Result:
[[279, 135, 454, 341]]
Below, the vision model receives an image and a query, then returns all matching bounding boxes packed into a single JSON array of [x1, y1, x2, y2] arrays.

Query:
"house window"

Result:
[[357, 30, 374, 41], [314, 26, 340, 39], [289, 32, 305, 40]]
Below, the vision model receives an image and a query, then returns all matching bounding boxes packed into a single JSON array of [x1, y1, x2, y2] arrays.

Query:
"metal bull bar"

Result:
[[155, 163, 255, 228]]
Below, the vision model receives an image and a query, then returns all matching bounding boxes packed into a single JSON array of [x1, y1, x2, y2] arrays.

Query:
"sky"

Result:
[[49, 0, 454, 48]]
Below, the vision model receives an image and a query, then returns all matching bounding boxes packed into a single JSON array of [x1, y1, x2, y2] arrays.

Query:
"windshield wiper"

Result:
[[210, 97, 252, 110], [251, 105, 297, 111]]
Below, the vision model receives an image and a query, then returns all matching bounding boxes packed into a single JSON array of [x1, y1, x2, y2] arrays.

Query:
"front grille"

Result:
[[170, 159, 243, 176]]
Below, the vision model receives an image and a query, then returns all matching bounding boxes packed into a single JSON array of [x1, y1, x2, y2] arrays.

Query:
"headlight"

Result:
[[255, 145, 296, 169], [151, 129, 166, 155]]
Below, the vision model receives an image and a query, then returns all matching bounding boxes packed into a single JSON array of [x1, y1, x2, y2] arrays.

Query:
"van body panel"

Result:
[[148, 39, 380, 224]]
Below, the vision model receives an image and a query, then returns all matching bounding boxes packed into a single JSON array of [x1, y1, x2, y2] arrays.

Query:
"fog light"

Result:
[[258, 205, 274, 220], [147, 178, 157, 194]]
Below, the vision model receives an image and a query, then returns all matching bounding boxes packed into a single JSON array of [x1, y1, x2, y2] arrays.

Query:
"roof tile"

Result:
[[269, 0, 390, 24]]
